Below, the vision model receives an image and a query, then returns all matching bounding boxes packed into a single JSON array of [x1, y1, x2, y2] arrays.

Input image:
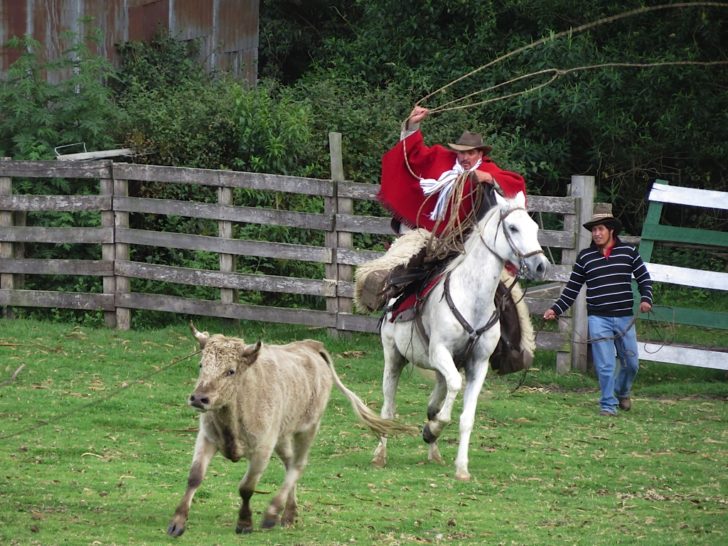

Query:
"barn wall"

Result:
[[0, 0, 259, 83]]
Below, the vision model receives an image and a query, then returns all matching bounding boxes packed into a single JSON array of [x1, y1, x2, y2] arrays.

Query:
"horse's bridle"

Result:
[[411, 204, 543, 362], [480, 206, 545, 278]]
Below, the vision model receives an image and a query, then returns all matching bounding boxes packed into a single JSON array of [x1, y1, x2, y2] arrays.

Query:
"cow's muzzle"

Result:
[[189, 392, 210, 411]]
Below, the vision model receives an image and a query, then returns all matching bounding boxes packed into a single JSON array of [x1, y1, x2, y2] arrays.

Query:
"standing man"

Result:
[[378, 105, 526, 235], [544, 213, 653, 416]]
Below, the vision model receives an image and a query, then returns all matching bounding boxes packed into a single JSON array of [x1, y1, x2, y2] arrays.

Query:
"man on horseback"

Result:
[[378, 105, 526, 235], [358, 105, 533, 376], [543, 213, 653, 417]]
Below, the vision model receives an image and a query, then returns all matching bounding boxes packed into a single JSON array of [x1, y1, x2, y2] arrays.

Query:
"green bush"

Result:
[[0, 31, 123, 160]]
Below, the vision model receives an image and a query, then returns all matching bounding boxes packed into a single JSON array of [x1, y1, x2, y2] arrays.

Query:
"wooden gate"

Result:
[[637, 180, 728, 370]]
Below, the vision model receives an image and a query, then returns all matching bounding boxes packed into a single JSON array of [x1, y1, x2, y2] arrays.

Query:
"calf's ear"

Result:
[[238, 340, 262, 365], [189, 321, 210, 348]]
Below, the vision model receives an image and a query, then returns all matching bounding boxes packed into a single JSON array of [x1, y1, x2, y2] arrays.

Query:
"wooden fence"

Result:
[[636, 181, 728, 370], [1, 135, 596, 372]]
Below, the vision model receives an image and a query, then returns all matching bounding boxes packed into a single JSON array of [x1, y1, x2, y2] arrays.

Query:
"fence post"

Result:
[[325, 132, 351, 335], [113, 167, 131, 330], [218, 186, 237, 309], [0, 157, 14, 319], [563, 175, 595, 372], [100, 169, 116, 327]]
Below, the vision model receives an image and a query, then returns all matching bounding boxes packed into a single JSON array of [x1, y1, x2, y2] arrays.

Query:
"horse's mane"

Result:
[[442, 199, 505, 276]]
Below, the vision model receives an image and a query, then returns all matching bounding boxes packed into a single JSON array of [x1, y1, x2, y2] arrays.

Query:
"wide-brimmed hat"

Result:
[[447, 131, 492, 154], [583, 213, 622, 232]]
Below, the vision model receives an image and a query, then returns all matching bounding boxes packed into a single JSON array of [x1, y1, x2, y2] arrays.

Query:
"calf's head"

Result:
[[188, 322, 261, 411]]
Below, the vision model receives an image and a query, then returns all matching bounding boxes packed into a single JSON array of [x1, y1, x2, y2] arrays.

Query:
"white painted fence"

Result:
[[637, 182, 728, 370]]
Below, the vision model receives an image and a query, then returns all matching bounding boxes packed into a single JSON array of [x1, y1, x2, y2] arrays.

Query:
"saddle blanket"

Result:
[[389, 274, 443, 322]]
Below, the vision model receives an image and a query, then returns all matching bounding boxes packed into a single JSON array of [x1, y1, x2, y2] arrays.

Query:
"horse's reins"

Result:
[[480, 206, 545, 279], [414, 204, 538, 365]]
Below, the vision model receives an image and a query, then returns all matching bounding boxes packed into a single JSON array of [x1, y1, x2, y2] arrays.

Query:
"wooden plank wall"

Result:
[[0, 148, 589, 367]]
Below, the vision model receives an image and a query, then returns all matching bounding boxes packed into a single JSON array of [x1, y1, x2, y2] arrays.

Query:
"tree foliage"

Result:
[[0, 30, 122, 161], [262, 0, 727, 232]]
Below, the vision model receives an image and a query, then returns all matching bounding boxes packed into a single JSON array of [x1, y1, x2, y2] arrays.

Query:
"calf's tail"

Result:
[[318, 349, 415, 437]]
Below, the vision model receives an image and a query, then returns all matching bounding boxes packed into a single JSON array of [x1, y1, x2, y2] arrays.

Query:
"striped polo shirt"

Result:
[[551, 239, 653, 317]]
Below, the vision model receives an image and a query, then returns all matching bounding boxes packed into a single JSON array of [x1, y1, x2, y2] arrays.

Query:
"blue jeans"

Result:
[[588, 315, 640, 414]]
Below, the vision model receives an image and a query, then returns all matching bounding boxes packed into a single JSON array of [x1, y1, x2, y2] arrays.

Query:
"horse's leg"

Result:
[[422, 344, 461, 445], [426, 373, 447, 464], [372, 334, 406, 468], [453, 359, 489, 481]]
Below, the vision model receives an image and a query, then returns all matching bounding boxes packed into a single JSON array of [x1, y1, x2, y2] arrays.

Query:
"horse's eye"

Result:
[[225, 369, 236, 377], [509, 225, 519, 233]]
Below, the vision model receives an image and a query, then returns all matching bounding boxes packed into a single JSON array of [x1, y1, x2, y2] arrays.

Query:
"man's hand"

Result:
[[473, 170, 494, 184], [639, 302, 652, 313], [543, 309, 557, 320], [408, 105, 429, 126]]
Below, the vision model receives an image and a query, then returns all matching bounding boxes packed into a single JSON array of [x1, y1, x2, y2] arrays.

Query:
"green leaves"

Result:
[[0, 33, 122, 160]]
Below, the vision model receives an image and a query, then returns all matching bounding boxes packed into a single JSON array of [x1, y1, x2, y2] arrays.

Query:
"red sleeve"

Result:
[[478, 159, 526, 199], [378, 131, 458, 233]]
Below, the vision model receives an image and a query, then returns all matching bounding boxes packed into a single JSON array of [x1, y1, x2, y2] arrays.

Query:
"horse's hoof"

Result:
[[422, 423, 437, 444], [371, 455, 387, 467], [235, 523, 253, 534], [455, 470, 471, 481]]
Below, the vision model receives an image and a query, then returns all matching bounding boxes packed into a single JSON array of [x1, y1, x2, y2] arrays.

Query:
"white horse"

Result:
[[372, 191, 550, 480]]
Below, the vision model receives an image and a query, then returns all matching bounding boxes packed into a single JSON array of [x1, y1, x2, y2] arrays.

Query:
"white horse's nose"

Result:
[[526, 254, 549, 280]]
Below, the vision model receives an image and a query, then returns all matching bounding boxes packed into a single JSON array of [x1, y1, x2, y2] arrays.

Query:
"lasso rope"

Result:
[[0, 348, 201, 441], [400, 1, 727, 258], [417, 1, 728, 109], [427, 60, 728, 114]]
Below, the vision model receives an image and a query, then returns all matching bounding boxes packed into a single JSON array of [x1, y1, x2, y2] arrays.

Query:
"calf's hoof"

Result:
[[167, 521, 186, 537], [281, 510, 297, 527], [428, 443, 444, 465], [261, 515, 278, 529]]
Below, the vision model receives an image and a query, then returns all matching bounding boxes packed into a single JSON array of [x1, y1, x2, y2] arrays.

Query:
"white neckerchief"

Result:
[[419, 159, 482, 220]]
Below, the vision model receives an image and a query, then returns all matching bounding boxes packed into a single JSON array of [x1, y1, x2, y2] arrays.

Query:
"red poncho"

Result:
[[378, 130, 526, 235]]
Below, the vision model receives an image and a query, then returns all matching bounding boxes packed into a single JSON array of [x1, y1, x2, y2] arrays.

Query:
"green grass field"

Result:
[[0, 318, 726, 545]]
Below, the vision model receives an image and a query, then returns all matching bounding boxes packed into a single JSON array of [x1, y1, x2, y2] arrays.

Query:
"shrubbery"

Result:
[[1, 3, 725, 324]]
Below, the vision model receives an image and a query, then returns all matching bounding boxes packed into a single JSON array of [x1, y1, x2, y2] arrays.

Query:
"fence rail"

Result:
[[637, 181, 728, 370], [1, 137, 599, 371]]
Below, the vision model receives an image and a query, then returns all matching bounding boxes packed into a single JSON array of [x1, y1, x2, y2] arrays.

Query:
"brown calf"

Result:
[[167, 323, 410, 537]]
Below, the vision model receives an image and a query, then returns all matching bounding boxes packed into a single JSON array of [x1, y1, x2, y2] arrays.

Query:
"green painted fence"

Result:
[[637, 180, 728, 370]]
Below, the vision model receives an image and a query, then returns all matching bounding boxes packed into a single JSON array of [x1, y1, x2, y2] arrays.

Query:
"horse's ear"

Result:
[[495, 190, 507, 207], [514, 191, 526, 208]]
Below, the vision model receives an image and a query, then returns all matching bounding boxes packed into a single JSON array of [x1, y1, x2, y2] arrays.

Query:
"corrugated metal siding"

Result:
[[1, 0, 258, 83]]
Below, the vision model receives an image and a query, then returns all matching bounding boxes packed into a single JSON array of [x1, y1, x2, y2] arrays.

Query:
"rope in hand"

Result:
[[426, 60, 728, 115], [398, 3, 727, 250], [556, 307, 674, 348]]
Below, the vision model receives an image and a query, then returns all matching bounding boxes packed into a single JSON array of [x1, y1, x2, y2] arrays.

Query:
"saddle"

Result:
[[354, 184, 534, 375]]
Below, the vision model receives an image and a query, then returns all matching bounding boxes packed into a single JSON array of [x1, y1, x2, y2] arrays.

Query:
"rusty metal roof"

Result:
[[1, 0, 259, 83]]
